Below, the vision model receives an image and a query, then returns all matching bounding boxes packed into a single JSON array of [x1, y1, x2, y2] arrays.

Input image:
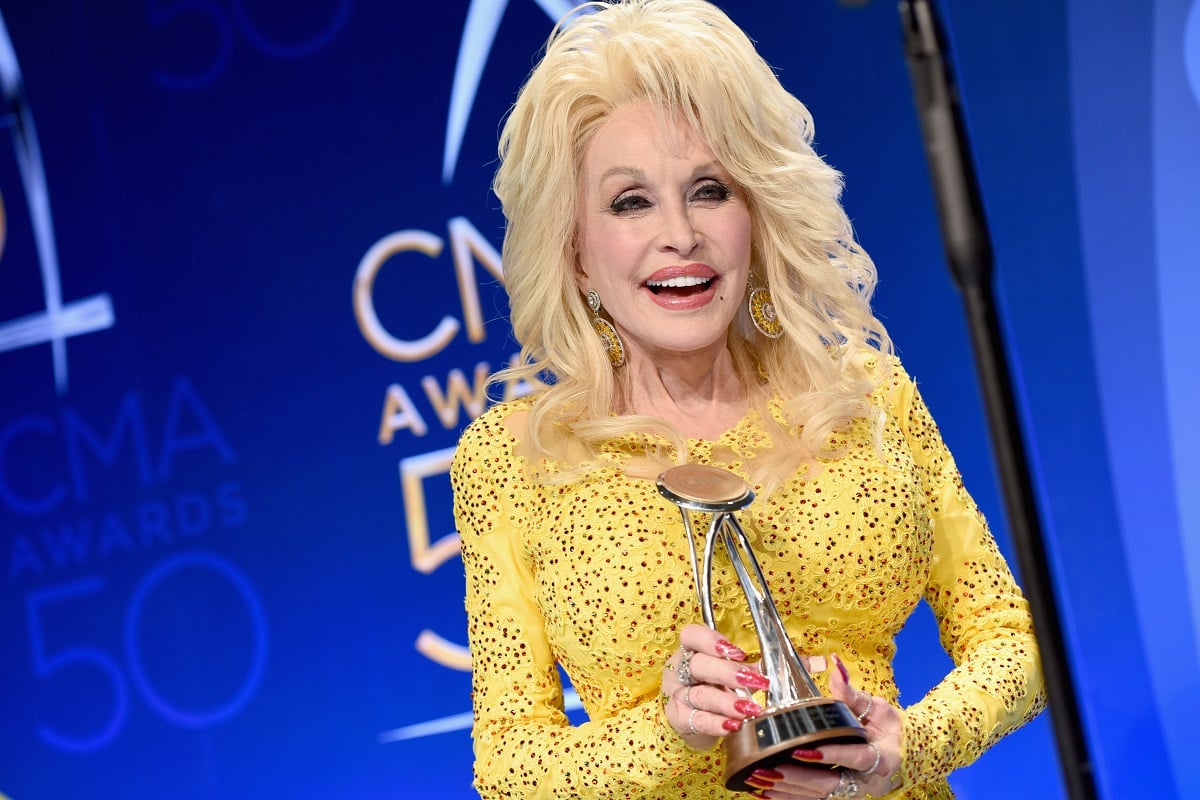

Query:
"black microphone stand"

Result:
[[898, 3, 1099, 799]]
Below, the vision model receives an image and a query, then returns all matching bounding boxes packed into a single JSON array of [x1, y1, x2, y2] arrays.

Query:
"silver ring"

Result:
[[676, 647, 696, 687], [862, 742, 882, 776], [856, 694, 874, 722], [687, 706, 700, 736], [826, 769, 859, 799], [684, 684, 697, 709]]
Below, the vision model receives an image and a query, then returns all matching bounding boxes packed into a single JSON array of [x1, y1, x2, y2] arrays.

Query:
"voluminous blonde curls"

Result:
[[490, 0, 892, 487]]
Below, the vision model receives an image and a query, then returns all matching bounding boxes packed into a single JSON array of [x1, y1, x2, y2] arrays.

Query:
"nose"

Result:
[[659, 202, 700, 255]]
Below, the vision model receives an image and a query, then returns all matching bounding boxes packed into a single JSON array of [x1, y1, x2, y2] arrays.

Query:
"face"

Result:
[[575, 102, 752, 366]]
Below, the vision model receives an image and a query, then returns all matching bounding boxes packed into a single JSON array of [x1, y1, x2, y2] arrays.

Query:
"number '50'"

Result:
[[24, 550, 268, 752], [147, 0, 353, 90]]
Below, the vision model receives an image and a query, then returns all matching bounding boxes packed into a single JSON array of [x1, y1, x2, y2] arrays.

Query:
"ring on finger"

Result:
[[862, 742, 882, 776], [856, 694, 874, 722], [825, 769, 859, 800], [687, 707, 700, 736], [677, 647, 696, 687], [684, 684, 697, 709]]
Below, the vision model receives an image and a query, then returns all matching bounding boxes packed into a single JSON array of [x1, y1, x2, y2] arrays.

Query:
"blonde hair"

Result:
[[491, 0, 891, 485]]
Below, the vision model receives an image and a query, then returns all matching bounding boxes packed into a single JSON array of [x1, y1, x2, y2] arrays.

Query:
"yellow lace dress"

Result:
[[452, 360, 1045, 799]]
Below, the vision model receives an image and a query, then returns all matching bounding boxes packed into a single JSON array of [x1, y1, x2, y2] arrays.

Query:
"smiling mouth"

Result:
[[644, 275, 714, 296]]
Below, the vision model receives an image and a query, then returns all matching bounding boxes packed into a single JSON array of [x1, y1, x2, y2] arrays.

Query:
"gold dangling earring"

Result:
[[747, 277, 784, 339], [587, 290, 626, 367]]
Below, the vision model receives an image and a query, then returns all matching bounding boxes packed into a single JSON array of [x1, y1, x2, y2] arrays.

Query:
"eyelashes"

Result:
[[607, 179, 734, 215], [610, 194, 652, 214], [691, 180, 733, 203]]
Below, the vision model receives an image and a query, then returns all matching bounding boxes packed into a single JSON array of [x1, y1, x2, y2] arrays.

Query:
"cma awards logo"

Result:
[[0, 10, 115, 395], [372, 0, 595, 745], [441, 0, 592, 184]]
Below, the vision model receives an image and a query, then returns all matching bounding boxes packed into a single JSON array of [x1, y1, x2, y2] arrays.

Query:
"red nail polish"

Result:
[[722, 718, 743, 732], [715, 639, 747, 660], [734, 699, 763, 716], [835, 653, 850, 683], [793, 747, 824, 762], [744, 777, 772, 790], [736, 668, 770, 691], [752, 768, 784, 780]]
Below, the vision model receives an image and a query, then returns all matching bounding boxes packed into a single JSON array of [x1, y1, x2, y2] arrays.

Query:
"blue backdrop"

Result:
[[1, 1, 1196, 798]]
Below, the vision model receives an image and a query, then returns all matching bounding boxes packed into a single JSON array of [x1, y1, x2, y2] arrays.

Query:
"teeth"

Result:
[[645, 276, 712, 288]]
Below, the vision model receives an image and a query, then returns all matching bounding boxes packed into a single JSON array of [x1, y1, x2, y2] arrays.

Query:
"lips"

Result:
[[642, 264, 719, 308], [645, 274, 713, 294]]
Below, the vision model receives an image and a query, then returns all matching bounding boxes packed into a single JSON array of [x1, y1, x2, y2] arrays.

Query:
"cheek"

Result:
[[581, 225, 644, 279], [723, 213, 754, 266]]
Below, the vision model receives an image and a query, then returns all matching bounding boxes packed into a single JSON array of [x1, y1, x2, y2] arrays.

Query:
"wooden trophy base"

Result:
[[724, 698, 867, 791]]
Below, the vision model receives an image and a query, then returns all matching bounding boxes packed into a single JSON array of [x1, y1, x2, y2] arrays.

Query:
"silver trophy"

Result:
[[657, 464, 866, 791]]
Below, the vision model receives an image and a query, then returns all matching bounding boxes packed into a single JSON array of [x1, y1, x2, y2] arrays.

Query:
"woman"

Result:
[[451, 1, 1045, 797]]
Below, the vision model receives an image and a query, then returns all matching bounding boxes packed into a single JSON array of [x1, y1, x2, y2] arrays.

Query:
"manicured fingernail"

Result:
[[793, 747, 824, 761], [744, 776, 773, 790], [734, 699, 764, 716], [722, 718, 743, 732], [736, 668, 770, 690], [835, 653, 850, 683], [752, 768, 784, 780], [715, 639, 747, 660]]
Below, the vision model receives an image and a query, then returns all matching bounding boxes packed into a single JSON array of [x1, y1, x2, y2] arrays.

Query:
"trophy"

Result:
[[656, 464, 867, 791]]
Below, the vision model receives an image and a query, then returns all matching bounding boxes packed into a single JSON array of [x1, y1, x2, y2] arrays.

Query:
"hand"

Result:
[[661, 623, 770, 748], [742, 654, 903, 799]]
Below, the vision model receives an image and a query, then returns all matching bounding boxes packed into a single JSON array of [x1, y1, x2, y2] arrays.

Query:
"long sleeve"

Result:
[[452, 406, 705, 799], [892, 376, 1046, 787], [451, 367, 1045, 800]]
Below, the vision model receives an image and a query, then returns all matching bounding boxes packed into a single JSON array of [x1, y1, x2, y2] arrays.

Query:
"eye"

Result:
[[691, 180, 732, 203], [610, 193, 652, 214]]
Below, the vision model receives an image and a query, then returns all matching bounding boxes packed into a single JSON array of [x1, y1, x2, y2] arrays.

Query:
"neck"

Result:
[[621, 346, 751, 440]]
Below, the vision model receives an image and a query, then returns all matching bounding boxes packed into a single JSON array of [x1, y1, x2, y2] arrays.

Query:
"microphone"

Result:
[[898, 4, 1099, 800]]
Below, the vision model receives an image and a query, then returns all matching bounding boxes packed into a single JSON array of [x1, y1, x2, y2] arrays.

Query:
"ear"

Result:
[[574, 259, 591, 295]]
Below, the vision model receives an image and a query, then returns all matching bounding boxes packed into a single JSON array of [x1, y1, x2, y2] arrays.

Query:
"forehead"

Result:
[[582, 102, 716, 182]]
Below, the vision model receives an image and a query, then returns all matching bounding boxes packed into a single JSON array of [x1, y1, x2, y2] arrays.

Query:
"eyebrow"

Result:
[[596, 161, 725, 187], [598, 165, 647, 185]]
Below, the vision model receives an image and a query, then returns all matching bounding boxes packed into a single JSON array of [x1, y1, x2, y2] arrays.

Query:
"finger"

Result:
[[672, 681, 764, 723], [666, 697, 741, 739], [828, 769, 861, 800], [803, 654, 828, 678], [671, 652, 770, 696], [741, 767, 784, 795], [666, 628, 761, 696], [828, 653, 874, 722], [860, 742, 884, 776], [770, 763, 852, 799], [828, 652, 854, 696], [677, 623, 748, 661], [815, 741, 883, 774]]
